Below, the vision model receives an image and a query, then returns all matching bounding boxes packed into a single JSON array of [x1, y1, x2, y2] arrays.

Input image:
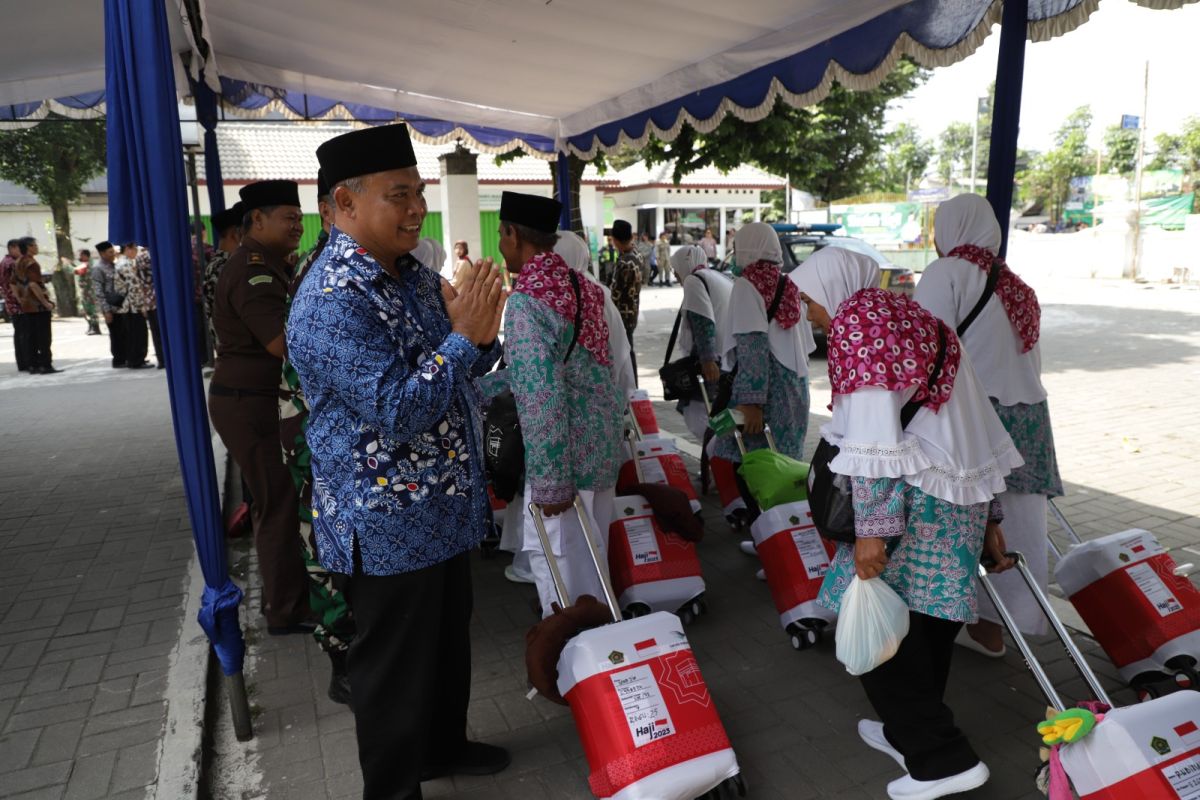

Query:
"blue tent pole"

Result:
[[104, 0, 252, 740], [556, 151, 572, 231], [984, 0, 1028, 259], [193, 72, 226, 216]]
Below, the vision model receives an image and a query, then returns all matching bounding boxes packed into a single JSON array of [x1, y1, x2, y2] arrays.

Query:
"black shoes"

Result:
[[327, 649, 352, 707], [29, 366, 62, 374], [127, 362, 153, 370], [266, 620, 318, 636], [421, 742, 511, 781]]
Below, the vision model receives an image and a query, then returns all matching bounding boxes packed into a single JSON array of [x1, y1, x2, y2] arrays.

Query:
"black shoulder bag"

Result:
[[956, 261, 1001, 337], [484, 274, 583, 501], [709, 275, 787, 415], [808, 324, 948, 544], [658, 272, 713, 401]]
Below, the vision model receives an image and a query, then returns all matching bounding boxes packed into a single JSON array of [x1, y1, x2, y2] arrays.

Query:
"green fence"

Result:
[[198, 211, 444, 257], [478, 211, 502, 262]]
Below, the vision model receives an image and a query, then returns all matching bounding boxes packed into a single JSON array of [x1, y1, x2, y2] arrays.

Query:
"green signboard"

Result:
[[829, 202, 923, 246]]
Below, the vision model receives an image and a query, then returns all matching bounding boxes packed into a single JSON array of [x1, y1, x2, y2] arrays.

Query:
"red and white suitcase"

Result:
[[1059, 692, 1200, 799], [1054, 527, 1200, 687], [627, 389, 661, 438], [608, 495, 706, 623], [749, 500, 837, 650], [618, 436, 701, 514], [708, 455, 749, 525], [530, 501, 743, 800], [979, 549, 1200, 800]]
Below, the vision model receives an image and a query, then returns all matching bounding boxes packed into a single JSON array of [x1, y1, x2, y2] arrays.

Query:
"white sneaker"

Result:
[[739, 540, 757, 556], [887, 762, 989, 800], [954, 627, 1006, 658], [858, 719, 905, 771], [755, 568, 766, 581], [504, 565, 535, 585]]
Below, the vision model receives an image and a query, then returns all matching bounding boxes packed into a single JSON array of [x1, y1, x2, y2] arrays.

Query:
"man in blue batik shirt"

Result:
[[286, 123, 509, 799]]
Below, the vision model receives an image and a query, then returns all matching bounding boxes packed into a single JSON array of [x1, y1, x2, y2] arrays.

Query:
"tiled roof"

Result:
[[608, 160, 785, 190], [199, 123, 616, 185]]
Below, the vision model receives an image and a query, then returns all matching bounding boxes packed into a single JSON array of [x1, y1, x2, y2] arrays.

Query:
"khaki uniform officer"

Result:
[[210, 180, 311, 634]]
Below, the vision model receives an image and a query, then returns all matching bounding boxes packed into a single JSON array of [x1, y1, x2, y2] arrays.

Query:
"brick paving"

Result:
[[207, 277, 1199, 800], [0, 320, 195, 800], [3, 274, 1197, 800]]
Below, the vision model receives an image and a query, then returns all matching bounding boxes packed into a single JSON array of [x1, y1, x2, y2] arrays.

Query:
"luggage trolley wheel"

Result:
[[694, 770, 747, 799], [676, 594, 707, 625], [1165, 655, 1200, 692], [727, 509, 752, 532], [1132, 670, 1184, 703], [786, 621, 822, 651], [622, 602, 652, 620]]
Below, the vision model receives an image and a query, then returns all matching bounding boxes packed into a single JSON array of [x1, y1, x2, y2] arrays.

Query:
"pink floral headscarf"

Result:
[[741, 261, 802, 330], [946, 244, 1040, 353], [828, 288, 961, 412], [513, 250, 611, 366]]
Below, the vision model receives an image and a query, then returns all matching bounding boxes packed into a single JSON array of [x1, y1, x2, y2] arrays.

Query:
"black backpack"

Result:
[[483, 272, 583, 501]]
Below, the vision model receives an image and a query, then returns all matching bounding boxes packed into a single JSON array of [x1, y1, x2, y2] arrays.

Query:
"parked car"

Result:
[[774, 223, 917, 353]]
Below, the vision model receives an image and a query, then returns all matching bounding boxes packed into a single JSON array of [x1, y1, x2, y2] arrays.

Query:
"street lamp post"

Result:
[[970, 96, 989, 194]]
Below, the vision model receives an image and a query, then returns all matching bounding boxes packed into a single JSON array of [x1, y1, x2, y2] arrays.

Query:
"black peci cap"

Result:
[[316, 123, 418, 188], [316, 169, 330, 200], [499, 191, 562, 234], [212, 202, 246, 235], [239, 180, 301, 211], [611, 219, 633, 242]]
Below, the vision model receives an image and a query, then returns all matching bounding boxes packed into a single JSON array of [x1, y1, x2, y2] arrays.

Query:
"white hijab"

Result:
[[554, 230, 635, 393], [804, 240, 1024, 505], [672, 245, 732, 358], [719, 223, 814, 377], [788, 245, 880, 318], [914, 194, 1046, 406], [411, 237, 448, 275]]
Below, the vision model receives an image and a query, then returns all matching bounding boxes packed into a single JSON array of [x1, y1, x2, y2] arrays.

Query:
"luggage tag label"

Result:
[[624, 517, 662, 566], [611, 664, 677, 747], [639, 456, 668, 486], [1127, 562, 1183, 617], [1162, 753, 1200, 800], [790, 525, 831, 580]]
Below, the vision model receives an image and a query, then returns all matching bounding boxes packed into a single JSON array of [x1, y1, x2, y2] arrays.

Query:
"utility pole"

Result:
[[970, 95, 987, 194], [1130, 60, 1149, 280]]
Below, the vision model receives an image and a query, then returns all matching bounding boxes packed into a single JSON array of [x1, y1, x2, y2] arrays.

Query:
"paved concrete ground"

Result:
[[208, 276, 1199, 800], [0, 319, 196, 800]]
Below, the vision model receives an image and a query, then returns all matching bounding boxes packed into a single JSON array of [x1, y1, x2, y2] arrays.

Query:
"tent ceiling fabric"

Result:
[[3, 0, 1195, 153]]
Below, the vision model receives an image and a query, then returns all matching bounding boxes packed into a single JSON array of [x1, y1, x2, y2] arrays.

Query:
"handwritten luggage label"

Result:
[[611, 665, 676, 747], [624, 517, 662, 565], [1128, 562, 1183, 617], [1162, 753, 1200, 800], [791, 527, 830, 580]]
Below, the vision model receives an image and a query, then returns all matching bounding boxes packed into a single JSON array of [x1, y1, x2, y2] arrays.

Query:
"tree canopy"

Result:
[[0, 115, 107, 259], [636, 58, 928, 204]]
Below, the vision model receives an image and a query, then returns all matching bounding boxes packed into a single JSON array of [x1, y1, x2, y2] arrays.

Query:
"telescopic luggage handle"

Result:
[[624, 428, 646, 483], [733, 423, 777, 457], [529, 498, 622, 620], [977, 550, 1112, 711]]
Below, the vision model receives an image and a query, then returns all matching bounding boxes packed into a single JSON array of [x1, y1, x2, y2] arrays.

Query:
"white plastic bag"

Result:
[[835, 576, 910, 676]]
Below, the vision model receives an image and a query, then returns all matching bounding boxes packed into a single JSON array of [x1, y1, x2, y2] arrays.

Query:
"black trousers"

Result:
[[626, 326, 638, 387], [106, 313, 127, 366], [146, 309, 163, 366], [23, 311, 53, 371], [341, 551, 473, 800], [12, 313, 30, 371], [859, 612, 979, 781], [121, 313, 148, 368]]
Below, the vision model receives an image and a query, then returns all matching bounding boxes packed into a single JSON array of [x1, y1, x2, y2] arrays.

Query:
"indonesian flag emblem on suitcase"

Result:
[[749, 500, 837, 649], [558, 613, 740, 800], [618, 438, 701, 513], [608, 495, 706, 622], [1060, 691, 1200, 799], [1054, 529, 1200, 682], [627, 389, 661, 437]]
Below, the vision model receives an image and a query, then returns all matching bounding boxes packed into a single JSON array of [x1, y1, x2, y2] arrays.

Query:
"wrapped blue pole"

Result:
[[104, 0, 251, 740], [984, 0, 1028, 259], [193, 72, 226, 217], [556, 151, 572, 231]]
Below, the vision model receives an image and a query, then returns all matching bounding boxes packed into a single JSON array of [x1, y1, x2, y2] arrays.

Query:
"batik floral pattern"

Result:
[[712, 332, 810, 462], [992, 399, 1063, 497], [818, 477, 989, 623]]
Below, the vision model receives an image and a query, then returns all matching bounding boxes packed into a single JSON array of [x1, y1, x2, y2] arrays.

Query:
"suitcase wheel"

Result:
[[726, 509, 752, 531], [1132, 671, 1184, 702], [786, 623, 821, 651], [622, 602, 652, 620], [694, 771, 747, 799], [676, 596, 706, 625]]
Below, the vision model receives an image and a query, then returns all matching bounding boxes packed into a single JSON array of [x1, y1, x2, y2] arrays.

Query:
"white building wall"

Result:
[[0, 206, 113, 253]]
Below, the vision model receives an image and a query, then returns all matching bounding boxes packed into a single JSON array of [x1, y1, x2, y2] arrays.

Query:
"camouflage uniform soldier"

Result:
[[202, 202, 246, 350], [74, 250, 101, 334], [278, 172, 355, 705]]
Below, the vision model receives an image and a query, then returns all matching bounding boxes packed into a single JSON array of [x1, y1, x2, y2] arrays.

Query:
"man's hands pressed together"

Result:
[[445, 258, 506, 347]]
